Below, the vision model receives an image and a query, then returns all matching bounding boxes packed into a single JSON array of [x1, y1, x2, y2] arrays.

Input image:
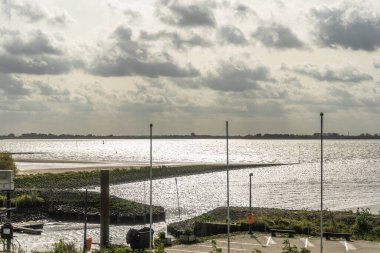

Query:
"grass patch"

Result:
[[168, 207, 380, 241], [16, 164, 283, 189]]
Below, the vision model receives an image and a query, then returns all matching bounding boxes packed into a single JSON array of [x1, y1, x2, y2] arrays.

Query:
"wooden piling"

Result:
[[100, 170, 110, 248]]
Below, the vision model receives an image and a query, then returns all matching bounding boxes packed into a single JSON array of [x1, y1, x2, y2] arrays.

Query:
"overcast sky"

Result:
[[0, 0, 379, 135]]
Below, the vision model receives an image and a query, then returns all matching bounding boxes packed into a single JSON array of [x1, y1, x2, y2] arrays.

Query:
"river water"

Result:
[[0, 139, 379, 251]]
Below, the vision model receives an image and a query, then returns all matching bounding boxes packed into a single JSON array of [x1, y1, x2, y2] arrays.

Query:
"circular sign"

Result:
[[247, 213, 254, 224]]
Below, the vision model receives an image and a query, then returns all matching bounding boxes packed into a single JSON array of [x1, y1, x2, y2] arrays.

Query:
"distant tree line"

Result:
[[1, 132, 380, 139]]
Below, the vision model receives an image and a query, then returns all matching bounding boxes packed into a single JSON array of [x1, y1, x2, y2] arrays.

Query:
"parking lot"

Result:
[[166, 233, 380, 253]]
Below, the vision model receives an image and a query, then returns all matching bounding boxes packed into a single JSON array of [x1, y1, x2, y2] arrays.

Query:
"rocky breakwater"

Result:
[[7, 190, 165, 225]]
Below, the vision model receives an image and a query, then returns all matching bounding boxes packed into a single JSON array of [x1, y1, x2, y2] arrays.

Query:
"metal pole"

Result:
[[320, 112, 324, 253], [83, 188, 88, 253], [249, 174, 252, 212], [175, 178, 181, 219], [144, 180, 147, 224], [6, 191, 11, 253], [226, 121, 230, 253], [249, 173, 253, 234], [298, 145, 301, 164], [149, 123, 153, 252]]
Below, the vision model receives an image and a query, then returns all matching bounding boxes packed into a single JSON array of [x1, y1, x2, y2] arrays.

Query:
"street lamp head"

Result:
[[249, 173, 253, 176]]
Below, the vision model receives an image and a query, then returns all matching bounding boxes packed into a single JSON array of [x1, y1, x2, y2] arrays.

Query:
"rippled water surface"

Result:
[[0, 139, 379, 169], [1, 139, 379, 251]]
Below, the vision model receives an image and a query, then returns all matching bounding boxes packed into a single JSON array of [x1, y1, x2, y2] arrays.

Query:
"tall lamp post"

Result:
[[149, 123, 153, 253], [248, 173, 253, 234], [226, 121, 230, 253], [83, 188, 88, 253], [320, 112, 324, 253]]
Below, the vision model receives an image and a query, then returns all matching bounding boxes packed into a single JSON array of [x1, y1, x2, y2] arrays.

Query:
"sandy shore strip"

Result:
[[17, 166, 136, 175], [17, 160, 289, 176], [16, 159, 242, 175]]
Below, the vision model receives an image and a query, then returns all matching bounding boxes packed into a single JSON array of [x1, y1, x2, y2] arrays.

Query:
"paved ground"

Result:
[[166, 233, 380, 253]]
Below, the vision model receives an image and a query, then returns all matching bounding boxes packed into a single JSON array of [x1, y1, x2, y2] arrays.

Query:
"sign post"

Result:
[[0, 170, 14, 253]]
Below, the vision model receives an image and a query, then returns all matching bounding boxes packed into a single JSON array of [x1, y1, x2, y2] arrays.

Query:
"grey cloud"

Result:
[[233, 3, 256, 18], [90, 24, 200, 77], [0, 53, 79, 75], [124, 9, 141, 21], [1, 0, 46, 22], [235, 4, 250, 14], [3, 30, 63, 55], [158, 2, 216, 27], [203, 62, 273, 92], [48, 10, 73, 26], [0, 0, 72, 26], [34, 81, 70, 97], [292, 64, 373, 83], [112, 26, 148, 59], [311, 3, 380, 51], [373, 58, 380, 69], [219, 26, 247, 45], [114, 26, 133, 41], [252, 23, 304, 49], [90, 55, 199, 78], [0, 74, 30, 96], [327, 87, 366, 109], [140, 31, 210, 49]]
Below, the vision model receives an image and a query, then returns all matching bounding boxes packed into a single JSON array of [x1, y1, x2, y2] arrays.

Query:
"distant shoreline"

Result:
[[2, 134, 380, 140]]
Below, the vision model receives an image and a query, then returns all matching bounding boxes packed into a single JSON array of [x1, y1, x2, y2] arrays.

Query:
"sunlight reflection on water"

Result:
[[2, 139, 379, 252]]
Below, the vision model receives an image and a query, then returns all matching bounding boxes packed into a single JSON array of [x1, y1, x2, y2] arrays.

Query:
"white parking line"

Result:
[[199, 245, 247, 251], [339, 241, 357, 251], [216, 240, 261, 246], [300, 238, 314, 248], [265, 236, 277, 246], [166, 249, 208, 253]]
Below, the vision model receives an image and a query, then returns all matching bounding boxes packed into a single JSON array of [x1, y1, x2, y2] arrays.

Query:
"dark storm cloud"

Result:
[[157, 1, 216, 27], [311, 2, 380, 51], [219, 26, 247, 45], [292, 63, 373, 83], [0, 53, 79, 75], [140, 30, 210, 49], [203, 62, 274, 92], [0, 74, 30, 96], [3, 30, 63, 55], [252, 23, 304, 49]]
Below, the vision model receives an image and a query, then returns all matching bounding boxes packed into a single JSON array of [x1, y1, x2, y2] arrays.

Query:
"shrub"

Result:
[[52, 239, 80, 253], [100, 244, 132, 253], [0, 195, 6, 206], [352, 208, 375, 238], [153, 235, 166, 253], [0, 152, 18, 175], [12, 193, 44, 208], [282, 239, 310, 253], [209, 240, 222, 253]]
